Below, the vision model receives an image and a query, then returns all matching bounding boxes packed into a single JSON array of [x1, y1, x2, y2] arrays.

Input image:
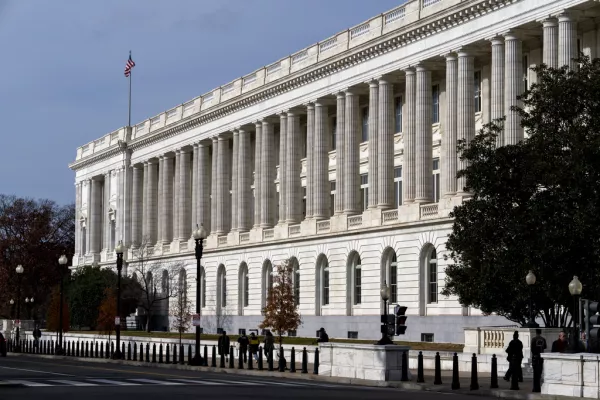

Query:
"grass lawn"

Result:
[[67, 330, 464, 353]]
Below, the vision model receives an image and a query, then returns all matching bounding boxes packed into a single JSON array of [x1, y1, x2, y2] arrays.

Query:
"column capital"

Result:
[[334, 89, 349, 98], [305, 102, 315, 110], [457, 50, 474, 59], [232, 129, 239, 136], [313, 98, 336, 106], [487, 35, 505, 45], [502, 30, 523, 41], [555, 10, 581, 22], [442, 52, 458, 60], [415, 63, 429, 72], [192, 143, 199, 149], [211, 136, 219, 143], [538, 16, 558, 26], [179, 147, 192, 154], [403, 67, 416, 75]]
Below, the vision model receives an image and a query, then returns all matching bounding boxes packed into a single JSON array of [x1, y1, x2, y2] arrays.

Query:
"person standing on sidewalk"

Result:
[[263, 331, 274, 361], [504, 331, 524, 382], [218, 331, 230, 362], [551, 331, 568, 353], [530, 329, 547, 383], [238, 332, 249, 363], [317, 328, 329, 343], [32, 325, 42, 349], [249, 333, 259, 361]]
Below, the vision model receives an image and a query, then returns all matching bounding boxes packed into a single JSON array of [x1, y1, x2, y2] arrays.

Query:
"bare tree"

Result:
[[203, 289, 233, 334], [170, 270, 192, 347], [129, 236, 184, 332]]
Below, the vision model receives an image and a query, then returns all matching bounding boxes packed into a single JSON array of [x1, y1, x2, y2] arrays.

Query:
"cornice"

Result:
[[75, 0, 518, 170], [69, 146, 125, 170]]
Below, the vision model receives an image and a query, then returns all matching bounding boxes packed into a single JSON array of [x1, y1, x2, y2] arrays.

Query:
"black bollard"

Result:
[[171, 344, 176, 364], [510, 356, 519, 390], [238, 346, 244, 369], [146, 343, 150, 362], [451, 352, 460, 390], [85, 341, 89, 358], [110, 341, 114, 358], [267, 347, 274, 371], [532, 355, 541, 393], [434, 352, 443, 385], [188, 344, 192, 365], [258, 347, 263, 370], [490, 354, 498, 389], [128, 342, 132, 361], [165, 343, 170, 364], [401, 350, 409, 381], [133, 343, 137, 361], [95, 341, 99, 358], [290, 347, 296, 373], [470, 353, 479, 390], [159, 344, 163, 363], [100, 342, 103, 358], [211, 345, 216, 367], [417, 351, 425, 383], [203, 345, 208, 366], [229, 345, 235, 368], [248, 348, 253, 370], [67, 341, 70, 356], [76, 341, 80, 357], [121, 342, 125, 359], [180, 345, 184, 365], [313, 348, 319, 375], [301, 347, 308, 373], [278, 346, 285, 372], [152, 343, 157, 363]]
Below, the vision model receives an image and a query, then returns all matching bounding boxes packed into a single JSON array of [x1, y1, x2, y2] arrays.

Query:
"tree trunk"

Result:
[[145, 311, 152, 332]]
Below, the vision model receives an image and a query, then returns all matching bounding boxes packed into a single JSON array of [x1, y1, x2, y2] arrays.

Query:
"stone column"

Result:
[[261, 120, 275, 228], [90, 178, 102, 254], [415, 65, 433, 203], [313, 101, 329, 219], [156, 157, 163, 244], [191, 144, 198, 231], [160, 155, 173, 244], [238, 129, 252, 231], [178, 148, 192, 240], [504, 32, 524, 145], [403, 69, 416, 204], [142, 162, 149, 240], [197, 143, 211, 231], [443, 53, 458, 197], [278, 114, 288, 224], [335, 93, 345, 215], [131, 164, 143, 246], [103, 172, 111, 251], [457, 52, 475, 196], [75, 182, 82, 254], [305, 104, 315, 219], [217, 136, 231, 235], [490, 37, 505, 147], [210, 138, 219, 235], [231, 131, 239, 231], [286, 110, 302, 223], [85, 180, 92, 253], [558, 12, 578, 70], [377, 78, 394, 209], [173, 150, 180, 241], [367, 80, 379, 209], [344, 89, 360, 214], [146, 159, 158, 245], [253, 123, 262, 228], [543, 18, 558, 68]]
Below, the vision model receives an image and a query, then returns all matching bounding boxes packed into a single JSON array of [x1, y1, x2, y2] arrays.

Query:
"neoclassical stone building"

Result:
[[69, 0, 596, 343]]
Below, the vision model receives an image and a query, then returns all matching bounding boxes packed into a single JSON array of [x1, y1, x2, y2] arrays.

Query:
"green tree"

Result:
[[442, 56, 600, 327]]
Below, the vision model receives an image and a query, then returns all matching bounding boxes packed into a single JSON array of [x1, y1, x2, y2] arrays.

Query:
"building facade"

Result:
[[69, 0, 598, 343]]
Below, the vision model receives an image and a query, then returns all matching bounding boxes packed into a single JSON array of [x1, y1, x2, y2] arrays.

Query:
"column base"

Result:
[[330, 214, 348, 233], [301, 218, 317, 236], [274, 223, 288, 240], [227, 231, 240, 246], [398, 203, 421, 223], [206, 234, 219, 248], [362, 208, 383, 228]]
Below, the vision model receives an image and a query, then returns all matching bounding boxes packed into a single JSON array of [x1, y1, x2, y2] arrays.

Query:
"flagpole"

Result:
[[128, 50, 132, 127]]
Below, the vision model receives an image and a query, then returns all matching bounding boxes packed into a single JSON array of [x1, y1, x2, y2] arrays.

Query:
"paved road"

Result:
[[0, 356, 487, 399]]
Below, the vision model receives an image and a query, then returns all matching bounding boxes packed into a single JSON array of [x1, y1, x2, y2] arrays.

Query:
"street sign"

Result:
[[115, 316, 120, 326], [192, 314, 201, 327]]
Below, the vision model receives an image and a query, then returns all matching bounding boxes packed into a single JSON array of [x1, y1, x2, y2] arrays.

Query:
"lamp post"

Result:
[[525, 270, 539, 328], [190, 224, 207, 366], [9, 299, 14, 319], [29, 298, 34, 322], [113, 240, 125, 360], [568, 276, 583, 353], [57, 254, 68, 355], [14, 265, 24, 352], [377, 281, 393, 345], [25, 298, 30, 320]]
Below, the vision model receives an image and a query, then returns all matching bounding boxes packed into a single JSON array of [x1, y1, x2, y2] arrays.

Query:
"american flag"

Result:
[[124, 53, 135, 77]]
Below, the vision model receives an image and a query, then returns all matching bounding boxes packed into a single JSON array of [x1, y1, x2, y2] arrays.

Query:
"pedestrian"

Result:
[[504, 331, 523, 382], [263, 331, 274, 361], [551, 331, 569, 353], [317, 327, 329, 343], [218, 331, 230, 362], [530, 328, 547, 377], [237, 331, 249, 363], [33, 325, 42, 349], [249, 332, 259, 361]]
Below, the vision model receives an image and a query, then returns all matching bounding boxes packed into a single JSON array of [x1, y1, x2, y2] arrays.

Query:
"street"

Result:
[[0, 355, 490, 400]]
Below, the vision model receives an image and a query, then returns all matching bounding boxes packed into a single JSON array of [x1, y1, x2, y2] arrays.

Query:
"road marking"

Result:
[[50, 380, 98, 387], [244, 380, 303, 386], [169, 379, 226, 385], [128, 378, 184, 385], [87, 379, 141, 386], [207, 379, 263, 385], [4, 380, 52, 387], [0, 365, 73, 376]]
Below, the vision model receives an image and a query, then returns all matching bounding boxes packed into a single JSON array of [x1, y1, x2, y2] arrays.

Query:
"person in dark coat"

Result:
[[218, 331, 230, 361], [551, 331, 569, 353], [237, 332, 249, 362], [317, 327, 329, 343], [504, 331, 523, 382], [249, 333, 259, 361]]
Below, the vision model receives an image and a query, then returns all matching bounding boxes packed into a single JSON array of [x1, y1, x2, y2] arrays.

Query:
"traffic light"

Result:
[[585, 300, 600, 352], [395, 305, 407, 335]]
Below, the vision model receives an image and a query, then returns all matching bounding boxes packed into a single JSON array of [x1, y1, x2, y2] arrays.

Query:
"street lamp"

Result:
[[9, 299, 14, 319], [525, 270, 539, 328], [190, 223, 207, 366], [377, 281, 393, 345], [57, 254, 68, 355], [14, 265, 24, 352], [29, 298, 34, 322], [113, 240, 125, 359], [568, 276, 583, 353]]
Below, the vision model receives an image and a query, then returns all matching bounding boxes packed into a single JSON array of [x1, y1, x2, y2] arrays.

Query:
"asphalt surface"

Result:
[[0, 356, 490, 400]]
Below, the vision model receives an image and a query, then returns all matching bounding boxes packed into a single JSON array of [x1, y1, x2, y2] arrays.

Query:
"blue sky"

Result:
[[0, 0, 403, 205]]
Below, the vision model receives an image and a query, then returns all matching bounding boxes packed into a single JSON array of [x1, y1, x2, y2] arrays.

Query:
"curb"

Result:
[[6, 353, 563, 399]]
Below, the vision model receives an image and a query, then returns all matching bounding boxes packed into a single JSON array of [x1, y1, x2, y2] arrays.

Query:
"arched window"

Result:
[[381, 248, 398, 305], [323, 264, 330, 306], [262, 260, 273, 308], [314, 254, 329, 316], [217, 265, 227, 314], [161, 270, 169, 294], [294, 262, 300, 306], [146, 271, 153, 293], [238, 263, 249, 315], [346, 252, 361, 315], [428, 248, 438, 304]]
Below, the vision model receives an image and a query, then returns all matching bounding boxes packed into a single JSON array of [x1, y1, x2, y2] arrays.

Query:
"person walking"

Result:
[[218, 331, 230, 362], [504, 331, 524, 382], [32, 325, 42, 349], [263, 331, 274, 362], [249, 332, 260, 361], [237, 332, 249, 363]]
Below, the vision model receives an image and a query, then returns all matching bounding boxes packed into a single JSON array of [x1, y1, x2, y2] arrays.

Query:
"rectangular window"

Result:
[[323, 269, 330, 305], [347, 331, 359, 339], [394, 166, 403, 207], [222, 276, 227, 307], [395, 96, 403, 133], [360, 174, 368, 211], [429, 259, 438, 304], [390, 263, 398, 304], [523, 55, 529, 90], [244, 274, 249, 307], [302, 125, 307, 159], [421, 333, 434, 342], [433, 158, 440, 203], [432, 84, 440, 123], [288, 330, 297, 337], [331, 117, 337, 151], [474, 71, 482, 113], [330, 181, 336, 217], [302, 186, 307, 219], [361, 107, 369, 142], [354, 266, 362, 305], [239, 328, 246, 335], [294, 269, 300, 305]]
